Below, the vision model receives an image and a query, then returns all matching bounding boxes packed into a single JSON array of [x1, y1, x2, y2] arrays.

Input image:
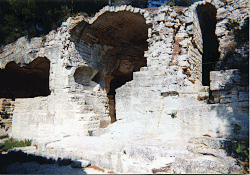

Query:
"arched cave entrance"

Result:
[[196, 3, 220, 86], [74, 66, 94, 85], [0, 57, 50, 99], [107, 74, 134, 123], [70, 10, 148, 123]]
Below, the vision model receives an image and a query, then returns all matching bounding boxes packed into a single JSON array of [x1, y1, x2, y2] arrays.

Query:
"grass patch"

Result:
[[171, 111, 177, 118], [0, 138, 31, 152], [0, 134, 9, 139], [231, 123, 249, 173], [88, 130, 93, 136]]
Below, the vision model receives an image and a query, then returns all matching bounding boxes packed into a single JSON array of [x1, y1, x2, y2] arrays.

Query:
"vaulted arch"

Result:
[[70, 9, 149, 123], [0, 57, 50, 99]]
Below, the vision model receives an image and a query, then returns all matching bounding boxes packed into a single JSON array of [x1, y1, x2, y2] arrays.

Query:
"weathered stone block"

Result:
[[210, 69, 241, 91], [154, 13, 165, 22], [177, 54, 188, 61], [71, 160, 91, 168], [239, 91, 249, 102], [220, 95, 238, 103]]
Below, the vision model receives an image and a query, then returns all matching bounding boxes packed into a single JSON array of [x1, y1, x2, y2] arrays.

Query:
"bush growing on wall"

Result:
[[227, 17, 249, 44], [113, 0, 127, 6]]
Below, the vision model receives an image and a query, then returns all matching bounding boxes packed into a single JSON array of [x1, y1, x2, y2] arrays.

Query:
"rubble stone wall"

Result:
[[0, 0, 248, 141]]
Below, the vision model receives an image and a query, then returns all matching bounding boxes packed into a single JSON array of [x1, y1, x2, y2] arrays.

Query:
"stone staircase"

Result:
[[68, 94, 100, 136]]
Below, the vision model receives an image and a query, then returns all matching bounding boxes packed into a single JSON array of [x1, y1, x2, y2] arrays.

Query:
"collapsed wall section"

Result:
[[0, 25, 74, 139], [0, 0, 248, 142], [116, 0, 249, 140], [68, 7, 149, 125]]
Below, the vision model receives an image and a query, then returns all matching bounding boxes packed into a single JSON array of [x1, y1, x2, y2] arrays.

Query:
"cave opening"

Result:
[[0, 57, 50, 99], [91, 11, 148, 123], [196, 3, 220, 86], [70, 10, 149, 123], [107, 74, 134, 123], [74, 66, 94, 85]]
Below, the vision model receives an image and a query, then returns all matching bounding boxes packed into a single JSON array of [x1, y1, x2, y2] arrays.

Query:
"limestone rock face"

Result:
[[0, 0, 249, 174], [71, 160, 91, 168], [0, 98, 14, 135]]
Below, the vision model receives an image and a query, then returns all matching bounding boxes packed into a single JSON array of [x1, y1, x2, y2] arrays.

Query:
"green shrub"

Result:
[[0, 134, 9, 139], [232, 123, 242, 135], [227, 18, 249, 44], [88, 130, 93, 136], [113, 0, 126, 6], [0, 138, 31, 152], [235, 140, 249, 162], [231, 123, 249, 174], [165, 0, 175, 6], [171, 111, 177, 118], [0, 111, 10, 119], [171, 113, 176, 118]]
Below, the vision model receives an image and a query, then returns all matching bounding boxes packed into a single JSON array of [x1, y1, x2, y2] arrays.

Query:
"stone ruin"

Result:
[[0, 0, 249, 173]]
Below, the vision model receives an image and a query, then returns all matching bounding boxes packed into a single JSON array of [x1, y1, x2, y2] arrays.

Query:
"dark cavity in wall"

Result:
[[0, 57, 50, 99], [70, 10, 149, 123], [196, 3, 220, 86], [107, 75, 133, 123]]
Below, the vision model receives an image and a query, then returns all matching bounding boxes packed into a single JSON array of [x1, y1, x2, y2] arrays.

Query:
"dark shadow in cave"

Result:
[[107, 75, 133, 123], [196, 3, 220, 86], [69, 10, 149, 124], [0, 57, 50, 99]]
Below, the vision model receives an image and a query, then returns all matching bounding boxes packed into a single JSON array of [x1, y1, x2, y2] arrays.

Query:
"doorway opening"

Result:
[[0, 57, 50, 99], [70, 10, 149, 123], [196, 3, 220, 86], [107, 74, 133, 123]]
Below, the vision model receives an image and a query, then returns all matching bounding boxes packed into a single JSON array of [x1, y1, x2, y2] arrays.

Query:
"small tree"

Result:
[[165, 0, 199, 6], [113, 0, 127, 6], [165, 0, 175, 6]]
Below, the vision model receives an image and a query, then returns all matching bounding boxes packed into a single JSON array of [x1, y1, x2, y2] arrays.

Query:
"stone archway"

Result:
[[70, 9, 149, 123], [196, 3, 220, 86], [0, 57, 50, 99], [74, 66, 94, 85]]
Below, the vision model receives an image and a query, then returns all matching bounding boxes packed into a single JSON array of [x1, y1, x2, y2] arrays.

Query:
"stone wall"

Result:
[[0, 0, 248, 141], [115, 0, 249, 140], [0, 98, 14, 135]]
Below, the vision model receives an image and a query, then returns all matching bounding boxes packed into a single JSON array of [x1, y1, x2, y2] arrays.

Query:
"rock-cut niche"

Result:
[[74, 66, 94, 85], [196, 3, 220, 86], [0, 57, 50, 99], [70, 10, 149, 123]]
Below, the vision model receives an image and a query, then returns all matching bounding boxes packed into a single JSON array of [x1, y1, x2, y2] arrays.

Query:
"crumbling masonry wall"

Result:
[[116, 0, 249, 139], [0, 0, 248, 141]]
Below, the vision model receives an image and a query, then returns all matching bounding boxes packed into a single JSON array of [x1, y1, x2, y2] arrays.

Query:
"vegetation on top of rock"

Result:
[[0, 0, 202, 46], [227, 17, 249, 44], [0, 138, 31, 152], [0, 134, 9, 139], [113, 0, 127, 6], [231, 123, 249, 173], [0, 0, 110, 46], [165, 0, 199, 6]]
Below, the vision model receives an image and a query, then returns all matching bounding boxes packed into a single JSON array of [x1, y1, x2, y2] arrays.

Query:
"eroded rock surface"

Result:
[[0, 0, 249, 173]]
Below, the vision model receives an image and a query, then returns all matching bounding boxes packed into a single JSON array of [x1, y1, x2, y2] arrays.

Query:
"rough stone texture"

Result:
[[0, 98, 14, 135], [71, 160, 91, 168], [0, 0, 249, 174]]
